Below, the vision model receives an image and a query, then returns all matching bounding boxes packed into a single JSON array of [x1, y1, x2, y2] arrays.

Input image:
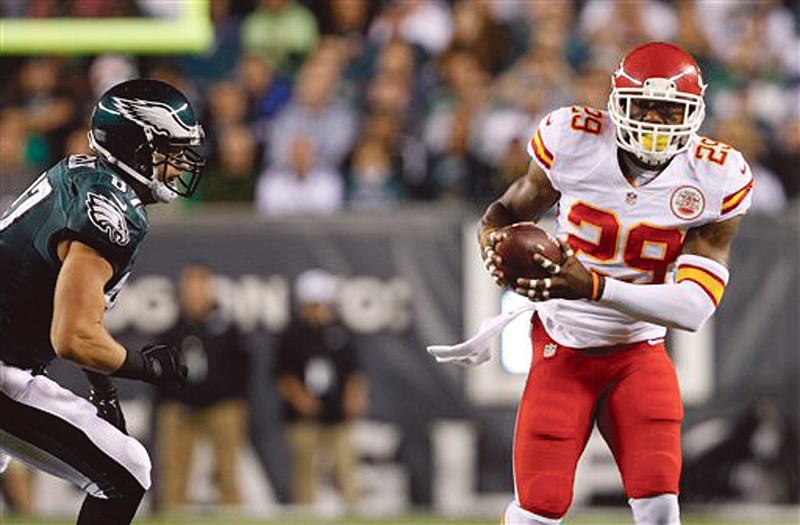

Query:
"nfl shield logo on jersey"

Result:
[[543, 343, 558, 358], [670, 185, 705, 221]]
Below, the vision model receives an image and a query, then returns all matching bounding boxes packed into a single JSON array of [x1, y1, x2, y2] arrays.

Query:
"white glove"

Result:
[[427, 302, 537, 367]]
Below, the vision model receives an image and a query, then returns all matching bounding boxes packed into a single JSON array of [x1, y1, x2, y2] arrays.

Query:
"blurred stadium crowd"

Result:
[[1, 0, 798, 215]]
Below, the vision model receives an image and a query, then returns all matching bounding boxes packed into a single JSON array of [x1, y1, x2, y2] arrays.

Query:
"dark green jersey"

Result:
[[0, 154, 149, 369]]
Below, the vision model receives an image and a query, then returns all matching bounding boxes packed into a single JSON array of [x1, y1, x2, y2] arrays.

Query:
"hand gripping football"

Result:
[[495, 222, 563, 283]]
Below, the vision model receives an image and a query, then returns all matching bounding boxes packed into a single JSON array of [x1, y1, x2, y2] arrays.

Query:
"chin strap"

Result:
[[149, 180, 178, 203], [88, 130, 175, 203]]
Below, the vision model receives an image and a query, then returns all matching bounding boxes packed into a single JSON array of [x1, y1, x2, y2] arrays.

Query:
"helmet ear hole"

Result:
[[134, 142, 155, 177]]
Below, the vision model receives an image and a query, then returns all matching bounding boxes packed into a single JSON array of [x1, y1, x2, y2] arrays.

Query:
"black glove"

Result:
[[85, 371, 128, 434], [112, 344, 187, 388]]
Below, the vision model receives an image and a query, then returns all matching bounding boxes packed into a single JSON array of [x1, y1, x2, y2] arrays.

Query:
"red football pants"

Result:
[[513, 315, 683, 519]]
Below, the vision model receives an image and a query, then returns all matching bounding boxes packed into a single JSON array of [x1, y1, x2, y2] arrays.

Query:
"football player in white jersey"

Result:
[[478, 43, 752, 524]]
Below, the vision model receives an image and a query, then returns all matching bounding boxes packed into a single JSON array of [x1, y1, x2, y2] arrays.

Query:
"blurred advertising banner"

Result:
[[46, 208, 797, 512]]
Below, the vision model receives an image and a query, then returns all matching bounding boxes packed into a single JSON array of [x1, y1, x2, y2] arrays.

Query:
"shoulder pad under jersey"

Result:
[[685, 137, 753, 221], [62, 155, 148, 274], [527, 106, 613, 190]]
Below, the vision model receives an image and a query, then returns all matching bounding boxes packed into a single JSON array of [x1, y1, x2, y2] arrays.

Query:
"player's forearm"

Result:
[[600, 279, 714, 331], [51, 322, 126, 373], [479, 201, 519, 242], [598, 254, 729, 332]]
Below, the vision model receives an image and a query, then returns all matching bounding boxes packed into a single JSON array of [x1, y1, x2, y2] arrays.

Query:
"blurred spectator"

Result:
[[137, 0, 181, 19], [207, 79, 249, 129], [374, 39, 417, 88], [713, 114, 788, 216], [7, 0, 138, 17], [572, 61, 611, 110], [275, 269, 367, 507], [241, 0, 319, 77], [200, 124, 260, 203], [493, 33, 576, 116], [11, 58, 77, 166], [345, 137, 404, 210], [365, 67, 413, 117], [266, 49, 358, 169], [515, 1, 588, 70], [578, 0, 678, 64], [154, 265, 250, 510], [202, 79, 249, 156], [312, 1, 382, 95], [255, 135, 344, 216], [180, 0, 243, 94], [364, 39, 424, 119], [704, 1, 797, 80], [673, 0, 714, 64], [368, 0, 454, 57], [314, 0, 380, 38], [237, 52, 293, 124], [0, 107, 39, 208], [492, 136, 529, 197], [423, 50, 493, 200], [448, 0, 513, 75], [357, 110, 430, 199], [88, 55, 139, 100], [0, 0, 795, 214], [764, 113, 800, 201]]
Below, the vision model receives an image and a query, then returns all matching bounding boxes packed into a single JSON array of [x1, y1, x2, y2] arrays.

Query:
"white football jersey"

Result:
[[527, 106, 753, 348]]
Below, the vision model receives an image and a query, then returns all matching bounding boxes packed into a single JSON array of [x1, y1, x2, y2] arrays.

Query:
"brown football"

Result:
[[495, 222, 563, 283]]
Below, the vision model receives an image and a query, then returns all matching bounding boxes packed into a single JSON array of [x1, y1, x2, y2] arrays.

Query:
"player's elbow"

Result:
[[50, 323, 94, 363], [671, 316, 707, 333], [669, 288, 716, 332], [50, 328, 79, 360]]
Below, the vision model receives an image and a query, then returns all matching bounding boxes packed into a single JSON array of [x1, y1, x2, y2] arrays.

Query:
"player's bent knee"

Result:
[[626, 452, 680, 498], [517, 474, 572, 519], [629, 494, 680, 525], [123, 437, 152, 492], [85, 437, 152, 499], [504, 501, 562, 524]]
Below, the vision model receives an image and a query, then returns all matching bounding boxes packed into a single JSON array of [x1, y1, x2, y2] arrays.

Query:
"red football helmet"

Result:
[[608, 42, 706, 166]]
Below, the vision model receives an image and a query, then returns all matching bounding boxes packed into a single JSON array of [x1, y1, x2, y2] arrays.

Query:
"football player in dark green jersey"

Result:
[[0, 79, 205, 524]]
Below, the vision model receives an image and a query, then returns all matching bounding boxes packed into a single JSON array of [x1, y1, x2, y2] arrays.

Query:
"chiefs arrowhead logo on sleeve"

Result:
[[670, 185, 705, 220], [86, 192, 130, 246]]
